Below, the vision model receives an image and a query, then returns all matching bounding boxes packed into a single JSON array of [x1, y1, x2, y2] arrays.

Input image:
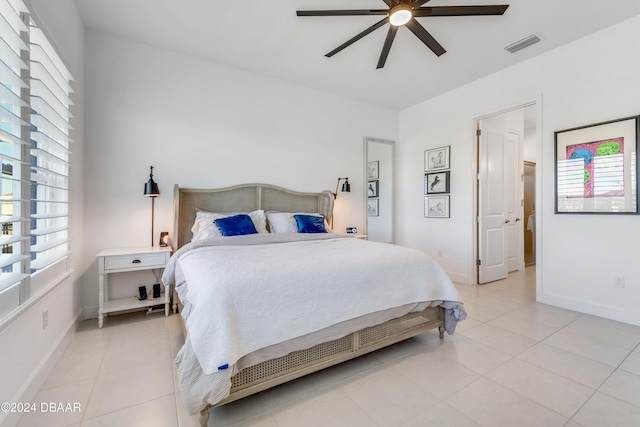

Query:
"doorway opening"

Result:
[[363, 137, 396, 243], [475, 104, 537, 285], [523, 161, 536, 266]]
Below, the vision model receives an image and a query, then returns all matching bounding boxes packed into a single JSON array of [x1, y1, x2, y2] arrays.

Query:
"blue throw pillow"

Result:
[[294, 214, 327, 233], [214, 214, 258, 236]]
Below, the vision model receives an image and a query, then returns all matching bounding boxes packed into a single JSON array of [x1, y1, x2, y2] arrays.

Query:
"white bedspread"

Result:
[[162, 234, 464, 376]]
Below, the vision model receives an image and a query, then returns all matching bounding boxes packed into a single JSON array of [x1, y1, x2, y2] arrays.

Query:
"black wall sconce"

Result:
[[143, 166, 160, 246], [334, 177, 351, 199]]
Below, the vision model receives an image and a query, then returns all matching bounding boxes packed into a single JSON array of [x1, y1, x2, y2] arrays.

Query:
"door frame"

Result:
[[363, 136, 396, 243], [471, 97, 542, 295]]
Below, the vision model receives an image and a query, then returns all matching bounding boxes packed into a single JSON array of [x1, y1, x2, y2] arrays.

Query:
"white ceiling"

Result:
[[73, 0, 640, 111]]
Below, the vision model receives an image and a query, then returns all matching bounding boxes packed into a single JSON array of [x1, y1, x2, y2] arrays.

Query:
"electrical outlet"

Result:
[[43, 309, 48, 329], [614, 276, 625, 288]]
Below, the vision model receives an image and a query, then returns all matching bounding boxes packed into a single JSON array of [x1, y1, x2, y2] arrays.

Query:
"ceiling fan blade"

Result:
[[326, 18, 389, 57], [404, 18, 446, 56], [414, 5, 509, 17], [411, 0, 432, 7], [381, 0, 398, 6], [297, 9, 389, 17], [376, 25, 399, 69]]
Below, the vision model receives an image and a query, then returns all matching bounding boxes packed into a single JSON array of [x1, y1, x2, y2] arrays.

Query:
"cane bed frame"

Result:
[[172, 184, 445, 427]]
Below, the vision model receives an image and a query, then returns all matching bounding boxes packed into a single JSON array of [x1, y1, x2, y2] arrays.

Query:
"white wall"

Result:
[[399, 15, 640, 325], [0, 1, 85, 425], [82, 31, 399, 316]]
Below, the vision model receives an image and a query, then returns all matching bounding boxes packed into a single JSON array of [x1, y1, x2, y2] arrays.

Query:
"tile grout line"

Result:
[[80, 392, 176, 425], [461, 297, 596, 423], [78, 325, 114, 424], [564, 339, 640, 423]]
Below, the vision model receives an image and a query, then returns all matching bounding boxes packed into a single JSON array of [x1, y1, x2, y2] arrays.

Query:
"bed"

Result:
[[162, 183, 466, 426]]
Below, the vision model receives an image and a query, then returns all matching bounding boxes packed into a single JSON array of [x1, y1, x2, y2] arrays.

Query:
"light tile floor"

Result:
[[18, 266, 640, 426]]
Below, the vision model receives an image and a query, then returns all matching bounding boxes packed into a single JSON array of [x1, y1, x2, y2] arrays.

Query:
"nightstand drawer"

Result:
[[104, 253, 167, 271]]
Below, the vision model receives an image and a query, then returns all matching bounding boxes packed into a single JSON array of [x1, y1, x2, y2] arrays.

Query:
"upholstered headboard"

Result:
[[173, 184, 334, 249]]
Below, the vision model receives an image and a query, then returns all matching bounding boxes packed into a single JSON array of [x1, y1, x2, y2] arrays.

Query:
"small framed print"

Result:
[[425, 146, 450, 172], [367, 180, 379, 198], [425, 195, 450, 218], [425, 171, 450, 194], [367, 161, 379, 179], [367, 199, 379, 216]]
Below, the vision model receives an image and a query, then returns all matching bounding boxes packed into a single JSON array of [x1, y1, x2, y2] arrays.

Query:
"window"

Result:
[[28, 22, 72, 277], [0, 0, 72, 317]]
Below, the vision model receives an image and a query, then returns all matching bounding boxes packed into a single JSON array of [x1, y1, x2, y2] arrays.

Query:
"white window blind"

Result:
[[0, 0, 29, 314], [0, 0, 72, 318], [29, 21, 72, 273]]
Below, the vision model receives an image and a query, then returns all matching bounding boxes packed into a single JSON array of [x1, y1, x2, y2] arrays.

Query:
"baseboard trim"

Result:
[[83, 304, 98, 320], [0, 308, 82, 427], [446, 270, 469, 285], [540, 293, 640, 327]]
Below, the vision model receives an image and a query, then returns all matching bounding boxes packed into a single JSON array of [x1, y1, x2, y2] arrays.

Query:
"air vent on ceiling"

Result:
[[504, 34, 541, 53]]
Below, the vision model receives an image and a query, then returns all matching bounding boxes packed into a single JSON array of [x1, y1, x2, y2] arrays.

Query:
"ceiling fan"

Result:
[[297, 0, 509, 69]]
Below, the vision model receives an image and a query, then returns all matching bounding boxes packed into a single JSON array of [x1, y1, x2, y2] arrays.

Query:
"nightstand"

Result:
[[345, 234, 368, 240], [97, 247, 172, 328]]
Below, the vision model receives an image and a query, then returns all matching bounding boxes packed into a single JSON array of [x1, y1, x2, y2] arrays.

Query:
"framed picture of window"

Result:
[[425, 195, 450, 218], [425, 146, 450, 172], [555, 116, 639, 214], [425, 171, 450, 194], [367, 161, 379, 179], [367, 180, 379, 198], [367, 199, 379, 217]]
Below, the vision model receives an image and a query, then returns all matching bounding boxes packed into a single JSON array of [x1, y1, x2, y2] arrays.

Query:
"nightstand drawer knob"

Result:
[[132, 259, 141, 264]]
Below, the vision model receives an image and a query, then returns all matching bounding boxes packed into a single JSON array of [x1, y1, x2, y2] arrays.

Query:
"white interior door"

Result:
[[478, 121, 508, 284], [504, 130, 523, 272], [478, 112, 524, 284]]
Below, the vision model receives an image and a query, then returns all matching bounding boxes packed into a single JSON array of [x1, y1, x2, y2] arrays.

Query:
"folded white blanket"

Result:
[[163, 235, 464, 375]]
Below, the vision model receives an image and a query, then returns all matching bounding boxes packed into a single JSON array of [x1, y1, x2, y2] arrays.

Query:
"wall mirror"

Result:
[[364, 137, 396, 243]]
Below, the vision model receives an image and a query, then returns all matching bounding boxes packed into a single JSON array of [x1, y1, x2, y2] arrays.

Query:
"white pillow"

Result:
[[266, 211, 331, 233], [191, 209, 268, 241]]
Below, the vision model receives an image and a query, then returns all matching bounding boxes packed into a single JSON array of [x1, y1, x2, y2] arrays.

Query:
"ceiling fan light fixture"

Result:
[[389, 4, 412, 26], [297, 3, 510, 68]]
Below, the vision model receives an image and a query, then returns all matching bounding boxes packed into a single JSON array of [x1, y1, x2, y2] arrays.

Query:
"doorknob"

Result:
[[504, 219, 511, 224]]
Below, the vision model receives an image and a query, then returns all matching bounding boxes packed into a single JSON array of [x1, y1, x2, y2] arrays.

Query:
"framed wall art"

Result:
[[367, 199, 379, 217], [555, 115, 639, 214], [367, 161, 379, 179], [425, 171, 450, 194], [424, 146, 450, 172], [425, 195, 450, 218], [367, 180, 379, 198]]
